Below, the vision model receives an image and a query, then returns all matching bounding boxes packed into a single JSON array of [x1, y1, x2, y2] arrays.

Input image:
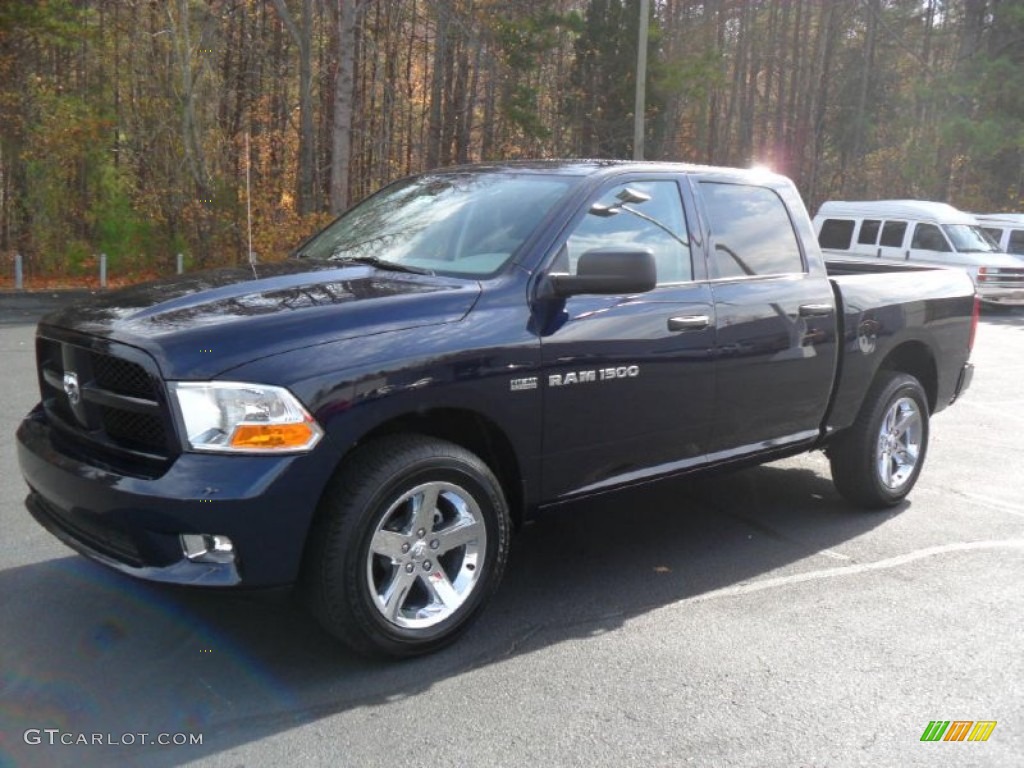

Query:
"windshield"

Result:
[[296, 172, 577, 276], [943, 224, 1001, 253]]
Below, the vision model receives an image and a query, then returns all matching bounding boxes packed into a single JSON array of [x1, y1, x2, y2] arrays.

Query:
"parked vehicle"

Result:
[[18, 162, 977, 657], [814, 199, 1024, 305], [974, 213, 1024, 256]]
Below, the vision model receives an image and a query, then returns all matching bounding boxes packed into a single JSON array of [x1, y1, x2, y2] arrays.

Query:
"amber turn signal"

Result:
[[229, 421, 318, 449]]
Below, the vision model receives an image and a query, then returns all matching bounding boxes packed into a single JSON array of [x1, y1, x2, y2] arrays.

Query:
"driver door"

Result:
[[536, 177, 716, 500]]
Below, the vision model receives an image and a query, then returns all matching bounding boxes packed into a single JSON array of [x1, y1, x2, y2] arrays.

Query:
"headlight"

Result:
[[169, 382, 323, 453]]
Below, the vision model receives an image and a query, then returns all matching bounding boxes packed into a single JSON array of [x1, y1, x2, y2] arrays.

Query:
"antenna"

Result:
[[245, 131, 256, 277]]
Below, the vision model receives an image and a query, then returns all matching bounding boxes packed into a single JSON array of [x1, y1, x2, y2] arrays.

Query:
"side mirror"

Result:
[[548, 248, 657, 297]]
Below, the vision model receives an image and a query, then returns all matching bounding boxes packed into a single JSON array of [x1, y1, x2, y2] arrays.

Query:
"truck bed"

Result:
[[824, 257, 942, 276], [824, 261, 975, 434]]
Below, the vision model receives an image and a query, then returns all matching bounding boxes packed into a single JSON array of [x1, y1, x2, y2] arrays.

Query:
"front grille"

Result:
[[29, 491, 143, 567], [978, 267, 1024, 288], [36, 335, 174, 460], [100, 407, 167, 451], [91, 353, 156, 398]]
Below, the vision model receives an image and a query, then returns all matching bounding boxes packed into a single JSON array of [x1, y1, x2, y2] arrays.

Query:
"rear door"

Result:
[[694, 178, 838, 457]]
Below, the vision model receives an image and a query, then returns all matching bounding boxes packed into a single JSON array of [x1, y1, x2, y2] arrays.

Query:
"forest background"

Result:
[[0, 0, 1022, 286]]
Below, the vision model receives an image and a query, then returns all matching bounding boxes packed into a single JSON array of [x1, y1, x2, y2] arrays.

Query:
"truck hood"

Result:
[[40, 261, 481, 379]]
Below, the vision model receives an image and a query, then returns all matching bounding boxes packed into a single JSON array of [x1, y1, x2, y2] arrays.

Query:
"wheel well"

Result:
[[356, 409, 525, 527], [878, 341, 937, 412]]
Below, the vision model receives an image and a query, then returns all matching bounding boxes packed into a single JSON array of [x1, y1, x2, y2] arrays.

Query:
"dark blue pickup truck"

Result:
[[17, 161, 976, 656]]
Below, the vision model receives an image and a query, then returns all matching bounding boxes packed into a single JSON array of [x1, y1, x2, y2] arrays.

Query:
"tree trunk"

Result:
[[269, 0, 315, 214], [330, 0, 358, 214], [426, 1, 448, 169]]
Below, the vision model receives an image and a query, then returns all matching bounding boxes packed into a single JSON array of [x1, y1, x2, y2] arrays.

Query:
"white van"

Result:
[[974, 213, 1024, 256], [813, 200, 1024, 305]]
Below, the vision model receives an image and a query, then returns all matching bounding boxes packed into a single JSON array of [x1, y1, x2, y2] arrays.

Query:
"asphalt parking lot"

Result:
[[1, 297, 1021, 768]]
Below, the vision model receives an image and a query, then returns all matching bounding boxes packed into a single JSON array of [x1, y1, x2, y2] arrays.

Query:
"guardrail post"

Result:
[[177, 252, 184, 274], [100, 253, 107, 288], [15, 253, 23, 290]]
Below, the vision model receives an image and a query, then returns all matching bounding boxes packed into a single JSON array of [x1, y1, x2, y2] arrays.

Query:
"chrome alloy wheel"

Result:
[[876, 396, 923, 490], [366, 481, 487, 630]]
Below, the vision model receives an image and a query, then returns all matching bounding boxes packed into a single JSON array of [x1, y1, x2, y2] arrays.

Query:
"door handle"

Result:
[[668, 315, 710, 331], [798, 303, 833, 317]]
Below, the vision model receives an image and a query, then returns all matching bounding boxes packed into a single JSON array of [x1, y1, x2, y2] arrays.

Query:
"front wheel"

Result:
[[304, 435, 511, 658], [828, 371, 930, 509]]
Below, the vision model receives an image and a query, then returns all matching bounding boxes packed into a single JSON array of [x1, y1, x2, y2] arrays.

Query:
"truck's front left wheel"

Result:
[[304, 435, 511, 658]]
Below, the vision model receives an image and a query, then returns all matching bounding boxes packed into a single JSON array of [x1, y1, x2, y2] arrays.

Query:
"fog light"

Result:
[[180, 534, 235, 564]]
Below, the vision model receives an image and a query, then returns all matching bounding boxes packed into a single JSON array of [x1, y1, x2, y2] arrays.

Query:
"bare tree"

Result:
[[269, 0, 316, 214]]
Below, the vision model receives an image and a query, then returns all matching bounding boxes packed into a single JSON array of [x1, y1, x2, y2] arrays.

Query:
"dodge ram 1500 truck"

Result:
[[17, 161, 977, 657]]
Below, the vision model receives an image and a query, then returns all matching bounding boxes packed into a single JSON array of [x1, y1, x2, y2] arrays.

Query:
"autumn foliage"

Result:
[[1, 1, 1022, 288]]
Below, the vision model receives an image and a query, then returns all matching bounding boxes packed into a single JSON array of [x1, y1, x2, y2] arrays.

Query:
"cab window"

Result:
[[880, 221, 907, 248], [700, 182, 804, 277], [858, 219, 881, 245], [561, 180, 692, 285], [911, 223, 951, 252], [818, 219, 854, 250]]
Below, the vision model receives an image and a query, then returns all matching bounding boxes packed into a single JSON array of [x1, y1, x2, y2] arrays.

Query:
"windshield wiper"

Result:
[[335, 255, 435, 276]]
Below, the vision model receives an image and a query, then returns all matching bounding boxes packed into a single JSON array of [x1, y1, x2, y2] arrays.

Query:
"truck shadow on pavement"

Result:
[[1, 462, 895, 767]]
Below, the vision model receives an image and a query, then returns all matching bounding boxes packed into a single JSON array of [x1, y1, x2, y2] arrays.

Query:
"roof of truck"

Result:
[[433, 159, 795, 187], [815, 199, 977, 225]]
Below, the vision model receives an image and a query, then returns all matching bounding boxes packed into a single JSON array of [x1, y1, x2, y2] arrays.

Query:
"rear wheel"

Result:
[[828, 371, 930, 509], [304, 434, 510, 658]]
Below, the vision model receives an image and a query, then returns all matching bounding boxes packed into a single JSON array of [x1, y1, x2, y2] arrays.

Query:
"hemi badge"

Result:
[[510, 377, 538, 392]]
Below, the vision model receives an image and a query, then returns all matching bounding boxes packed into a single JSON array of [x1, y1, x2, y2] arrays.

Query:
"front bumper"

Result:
[[17, 406, 341, 587]]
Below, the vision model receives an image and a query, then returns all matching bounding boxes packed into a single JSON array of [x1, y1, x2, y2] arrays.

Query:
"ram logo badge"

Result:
[[63, 371, 81, 406], [549, 365, 639, 387]]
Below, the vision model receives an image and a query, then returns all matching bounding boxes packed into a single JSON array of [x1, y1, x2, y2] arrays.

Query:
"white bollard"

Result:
[[177, 252, 184, 274], [15, 253, 23, 290], [100, 253, 107, 288]]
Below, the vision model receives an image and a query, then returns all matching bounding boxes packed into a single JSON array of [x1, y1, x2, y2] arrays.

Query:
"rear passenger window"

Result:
[[911, 223, 950, 252], [880, 221, 907, 247], [700, 182, 804, 278], [818, 219, 854, 249], [1008, 230, 1024, 255], [858, 220, 881, 245]]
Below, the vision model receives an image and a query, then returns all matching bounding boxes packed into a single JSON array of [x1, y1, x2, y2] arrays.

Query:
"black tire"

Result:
[[304, 434, 511, 658], [828, 371, 930, 509]]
